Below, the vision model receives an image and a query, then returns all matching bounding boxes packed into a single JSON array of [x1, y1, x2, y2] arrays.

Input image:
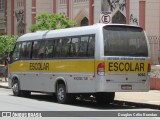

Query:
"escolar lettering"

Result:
[[30, 63, 49, 71], [109, 62, 144, 72]]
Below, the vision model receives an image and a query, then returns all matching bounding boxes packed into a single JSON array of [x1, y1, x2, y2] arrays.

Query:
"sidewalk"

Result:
[[115, 91, 160, 105], [114, 91, 160, 109], [0, 78, 9, 89]]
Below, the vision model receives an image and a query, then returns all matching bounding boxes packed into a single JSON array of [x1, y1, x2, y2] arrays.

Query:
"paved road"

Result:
[[0, 88, 159, 120], [0, 88, 154, 111]]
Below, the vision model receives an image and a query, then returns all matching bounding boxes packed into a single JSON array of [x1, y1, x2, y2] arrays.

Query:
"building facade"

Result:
[[0, 0, 160, 64], [0, 0, 6, 35]]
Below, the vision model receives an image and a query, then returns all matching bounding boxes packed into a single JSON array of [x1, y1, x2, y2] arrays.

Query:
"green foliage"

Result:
[[30, 14, 76, 32], [0, 35, 17, 58]]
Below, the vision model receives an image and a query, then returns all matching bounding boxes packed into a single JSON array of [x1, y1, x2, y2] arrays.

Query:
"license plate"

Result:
[[121, 85, 132, 90]]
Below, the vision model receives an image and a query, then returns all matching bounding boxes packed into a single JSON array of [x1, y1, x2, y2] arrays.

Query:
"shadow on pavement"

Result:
[[10, 94, 156, 110]]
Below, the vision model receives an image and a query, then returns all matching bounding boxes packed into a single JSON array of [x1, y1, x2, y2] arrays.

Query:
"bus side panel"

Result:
[[9, 60, 96, 93], [56, 59, 96, 93]]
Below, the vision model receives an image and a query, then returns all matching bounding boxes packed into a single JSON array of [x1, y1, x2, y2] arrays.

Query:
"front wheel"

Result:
[[12, 79, 21, 96], [56, 84, 74, 104], [12, 79, 30, 97]]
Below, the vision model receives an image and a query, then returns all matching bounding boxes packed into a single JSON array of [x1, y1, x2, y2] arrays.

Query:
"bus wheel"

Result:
[[12, 79, 21, 96], [56, 84, 73, 104], [95, 92, 115, 104], [12, 79, 31, 97]]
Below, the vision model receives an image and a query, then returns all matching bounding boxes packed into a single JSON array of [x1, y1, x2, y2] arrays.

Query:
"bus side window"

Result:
[[21, 42, 32, 60], [32, 41, 39, 59], [70, 35, 95, 58], [27, 42, 32, 59], [79, 36, 90, 57], [38, 41, 45, 59], [11, 43, 22, 62], [21, 42, 27, 59], [71, 37, 79, 57], [32, 41, 45, 59], [60, 38, 70, 57], [44, 40, 54, 59], [87, 35, 95, 57], [54, 39, 62, 57]]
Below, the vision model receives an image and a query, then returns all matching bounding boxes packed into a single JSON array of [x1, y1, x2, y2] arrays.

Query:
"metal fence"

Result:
[[148, 36, 160, 65]]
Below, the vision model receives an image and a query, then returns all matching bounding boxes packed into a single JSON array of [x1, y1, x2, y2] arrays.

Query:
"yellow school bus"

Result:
[[8, 24, 151, 104]]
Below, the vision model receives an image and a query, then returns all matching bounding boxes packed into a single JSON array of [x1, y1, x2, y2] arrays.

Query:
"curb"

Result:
[[0, 85, 10, 89], [114, 100, 160, 110]]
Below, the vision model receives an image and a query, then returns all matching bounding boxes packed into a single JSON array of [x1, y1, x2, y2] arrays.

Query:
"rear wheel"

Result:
[[56, 84, 74, 104]]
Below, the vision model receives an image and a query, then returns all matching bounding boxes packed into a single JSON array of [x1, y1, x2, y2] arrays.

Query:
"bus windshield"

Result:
[[103, 26, 148, 57]]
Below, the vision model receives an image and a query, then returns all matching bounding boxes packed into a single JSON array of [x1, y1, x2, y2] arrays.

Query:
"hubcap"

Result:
[[12, 83, 18, 93], [58, 88, 64, 100]]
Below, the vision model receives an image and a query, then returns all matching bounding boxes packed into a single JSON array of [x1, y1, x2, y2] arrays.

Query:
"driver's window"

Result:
[[12, 43, 21, 61]]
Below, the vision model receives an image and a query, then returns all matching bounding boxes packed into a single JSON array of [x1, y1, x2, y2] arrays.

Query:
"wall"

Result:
[[146, 0, 160, 64], [57, 0, 67, 15], [36, 0, 53, 15], [6, 0, 11, 35], [130, 0, 139, 26], [26, 0, 32, 33], [0, 7, 5, 34], [72, 0, 89, 26], [94, 0, 101, 23], [0, 0, 6, 34]]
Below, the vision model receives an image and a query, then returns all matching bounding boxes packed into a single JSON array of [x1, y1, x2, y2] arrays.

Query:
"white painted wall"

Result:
[[145, 0, 160, 64], [94, 0, 101, 24], [26, 0, 32, 33], [36, 0, 53, 15], [130, 0, 139, 26]]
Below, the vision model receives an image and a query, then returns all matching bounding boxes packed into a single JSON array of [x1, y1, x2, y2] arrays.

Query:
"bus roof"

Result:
[[16, 23, 141, 42]]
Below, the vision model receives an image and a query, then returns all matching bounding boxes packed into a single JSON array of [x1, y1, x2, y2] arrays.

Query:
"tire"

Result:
[[12, 79, 31, 97], [95, 92, 115, 104], [12, 79, 21, 96], [56, 84, 74, 104]]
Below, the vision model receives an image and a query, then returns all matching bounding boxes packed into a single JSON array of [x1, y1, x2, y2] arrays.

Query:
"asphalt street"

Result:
[[0, 88, 159, 120]]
